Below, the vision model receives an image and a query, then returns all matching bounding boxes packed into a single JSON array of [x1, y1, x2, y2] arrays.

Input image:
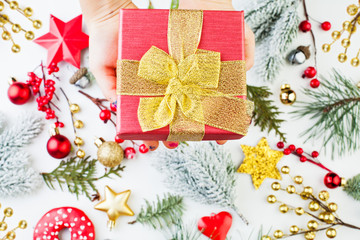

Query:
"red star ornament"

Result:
[[34, 15, 89, 68]]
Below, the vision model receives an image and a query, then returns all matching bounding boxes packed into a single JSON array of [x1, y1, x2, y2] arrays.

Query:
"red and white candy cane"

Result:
[[33, 207, 95, 240]]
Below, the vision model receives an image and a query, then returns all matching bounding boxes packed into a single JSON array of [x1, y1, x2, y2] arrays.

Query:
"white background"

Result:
[[1, 0, 360, 239]]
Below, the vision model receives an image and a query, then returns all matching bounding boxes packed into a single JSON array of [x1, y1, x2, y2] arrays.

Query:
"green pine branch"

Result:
[[129, 194, 184, 229], [344, 174, 360, 201], [291, 69, 360, 157], [247, 85, 286, 141], [41, 156, 125, 200], [170, 0, 179, 9]]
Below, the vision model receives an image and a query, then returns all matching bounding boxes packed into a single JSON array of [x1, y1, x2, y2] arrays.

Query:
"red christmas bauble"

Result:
[[303, 67, 317, 78], [310, 79, 320, 88], [124, 147, 136, 159], [47, 134, 72, 159], [7, 82, 31, 105], [324, 172, 341, 189], [321, 21, 331, 31], [299, 20, 312, 32]]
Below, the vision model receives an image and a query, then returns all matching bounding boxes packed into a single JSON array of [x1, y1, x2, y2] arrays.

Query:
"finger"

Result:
[[244, 23, 255, 71], [91, 65, 118, 102], [216, 140, 227, 145], [143, 141, 159, 151], [162, 141, 179, 149]]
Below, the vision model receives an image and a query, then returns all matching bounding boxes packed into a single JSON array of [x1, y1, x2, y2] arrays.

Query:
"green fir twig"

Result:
[[344, 174, 360, 201], [167, 221, 202, 240], [247, 85, 286, 141], [170, 0, 179, 9], [129, 194, 184, 229], [41, 156, 125, 200]]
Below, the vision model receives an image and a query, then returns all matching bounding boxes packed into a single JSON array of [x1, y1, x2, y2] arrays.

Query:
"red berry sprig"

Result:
[[299, 20, 312, 32], [48, 62, 60, 75]]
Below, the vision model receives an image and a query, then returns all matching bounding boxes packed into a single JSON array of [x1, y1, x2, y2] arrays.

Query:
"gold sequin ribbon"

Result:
[[117, 10, 253, 141]]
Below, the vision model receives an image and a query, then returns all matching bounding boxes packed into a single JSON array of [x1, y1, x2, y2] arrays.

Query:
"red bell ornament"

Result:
[[47, 127, 71, 159], [7, 78, 31, 105]]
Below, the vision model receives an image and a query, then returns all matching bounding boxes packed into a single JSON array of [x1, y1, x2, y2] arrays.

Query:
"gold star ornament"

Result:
[[94, 185, 134, 230], [237, 138, 284, 190]]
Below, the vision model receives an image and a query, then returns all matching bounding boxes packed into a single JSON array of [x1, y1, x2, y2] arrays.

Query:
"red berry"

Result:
[[311, 151, 319, 158], [303, 67, 317, 78], [99, 109, 112, 121], [115, 135, 124, 143], [321, 21, 331, 31], [277, 141, 285, 149], [310, 79, 320, 88], [124, 147, 136, 159], [300, 155, 307, 162], [139, 144, 149, 154], [299, 20, 312, 32], [288, 144, 296, 151], [284, 148, 291, 155], [32, 86, 39, 93], [296, 148, 304, 155], [110, 102, 117, 112], [48, 86, 55, 92], [324, 172, 341, 189]]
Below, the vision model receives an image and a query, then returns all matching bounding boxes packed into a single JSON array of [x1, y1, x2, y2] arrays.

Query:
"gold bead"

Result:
[[349, 25, 357, 34], [76, 149, 86, 158], [308, 201, 320, 211], [319, 190, 330, 201], [2, 31, 11, 41], [74, 120, 84, 128], [11, 23, 21, 33], [304, 231, 316, 240], [326, 228, 337, 238], [267, 195, 277, 204], [273, 230, 283, 239], [25, 31, 34, 40], [303, 186, 313, 195], [0, 221, 7, 231], [319, 211, 326, 220], [6, 231, 16, 240], [18, 220, 27, 229], [262, 236, 272, 240], [33, 20, 42, 29], [9, 1, 18, 10], [341, 38, 351, 48], [323, 212, 335, 224], [338, 53, 348, 63], [295, 207, 304, 215], [279, 204, 289, 213], [351, 58, 360, 67], [328, 202, 338, 212], [331, 31, 341, 40], [289, 225, 299, 234], [286, 185, 296, 194], [0, 1, 4, 11], [343, 21, 351, 30], [347, 4, 358, 15], [307, 220, 318, 230], [4, 208, 13, 217], [281, 166, 290, 174], [272, 182, 281, 191], [294, 176, 303, 184], [74, 137, 84, 146], [280, 85, 296, 105], [70, 103, 80, 113], [11, 44, 20, 53], [23, 7, 33, 17], [300, 191, 310, 200], [322, 44, 331, 52]]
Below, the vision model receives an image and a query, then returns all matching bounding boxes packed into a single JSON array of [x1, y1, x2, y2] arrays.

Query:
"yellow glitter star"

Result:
[[237, 138, 284, 190], [94, 186, 134, 230]]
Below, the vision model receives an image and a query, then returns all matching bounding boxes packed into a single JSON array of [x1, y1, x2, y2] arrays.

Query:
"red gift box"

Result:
[[116, 9, 252, 141]]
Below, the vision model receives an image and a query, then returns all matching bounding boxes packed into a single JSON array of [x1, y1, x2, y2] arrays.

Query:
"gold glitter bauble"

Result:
[[328, 202, 338, 212], [74, 120, 84, 128], [33, 20, 42, 29], [23, 7, 33, 17], [341, 38, 351, 48], [323, 212, 335, 224], [262, 236, 272, 240], [295, 207, 305, 215], [25, 31, 34, 40], [273, 230, 283, 239], [332, 31, 341, 40], [9, 1, 18, 10], [326, 228, 337, 238], [279, 204, 289, 213], [4, 208, 13, 217], [267, 195, 277, 204], [280, 84, 296, 105], [351, 58, 360, 67], [0, 221, 7, 231], [304, 231, 316, 240], [18, 220, 27, 229], [74, 137, 84, 146], [11, 44, 20, 53], [11, 23, 21, 33], [322, 43, 331, 52], [96, 140, 124, 168], [347, 4, 358, 16], [272, 182, 281, 191], [308, 201, 320, 211], [2, 31, 11, 40], [319, 190, 330, 201], [294, 176, 303, 184], [289, 225, 299, 234], [70, 103, 80, 113], [6, 231, 16, 240], [286, 185, 296, 194], [281, 166, 290, 174], [307, 220, 318, 230], [76, 149, 85, 158]]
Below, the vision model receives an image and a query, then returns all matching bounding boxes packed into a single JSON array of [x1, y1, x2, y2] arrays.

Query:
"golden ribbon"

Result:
[[117, 10, 253, 141]]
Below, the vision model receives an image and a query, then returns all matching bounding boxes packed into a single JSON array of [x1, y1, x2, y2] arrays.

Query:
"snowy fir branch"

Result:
[[344, 174, 360, 201], [292, 70, 360, 157], [129, 194, 184, 229]]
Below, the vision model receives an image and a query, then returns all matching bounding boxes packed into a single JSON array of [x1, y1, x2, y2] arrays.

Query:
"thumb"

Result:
[[91, 65, 118, 103]]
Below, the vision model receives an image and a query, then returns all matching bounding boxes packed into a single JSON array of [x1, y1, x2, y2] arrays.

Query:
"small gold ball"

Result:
[[280, 88, 296, 105], [0, 1, 4, 11], [2, 31, 11, 41], [322, 44, 331, 52], [262, 236, 272, 240], [341, 38, 351, 48], [281, 166, 290, 174], [4, 208, 13, 217], [303, 186, 313, 195], [319, 190, 330, 201], [11, 23, 21, 33], [272, 182, 281, 191], [308, 201, 320, 211], [289, 225, 299, 234], [23, 7, 33, 17], [74, 137, 84, 146], [6, 231, 16, 240], [323, 212, 335, 224], [286, 185, 296, 194], [76, 149, 86, 158], [326, 228, 337, 238], [18, 220, 27, 229], [295, 207, 304, 215], [304, 231, 316, 240], [300, 191, 310, 200], [25, 31, 34, 40], [328, 202, 338, 212], [307, 220, 318, 230], [343, 21, 351, 30], [347, 4, 358, 16], [74, 120, 84, 129], [294, 176, 303, 184], [33, 20, 42, 29], [273, 230, 283, 239], [349, 25, 357, 34], [11, 44, 20, 53], [9, 1, 18, 10], [70, 103, 80, 113], [267, 195, 277, 204], [0, 221, 7, 231], [279, 204, 289, 213], [97, 141, 124, 168], [331, 31, 341, 40], [351, 58, 360, 67], [318, 212, 326, 220]]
